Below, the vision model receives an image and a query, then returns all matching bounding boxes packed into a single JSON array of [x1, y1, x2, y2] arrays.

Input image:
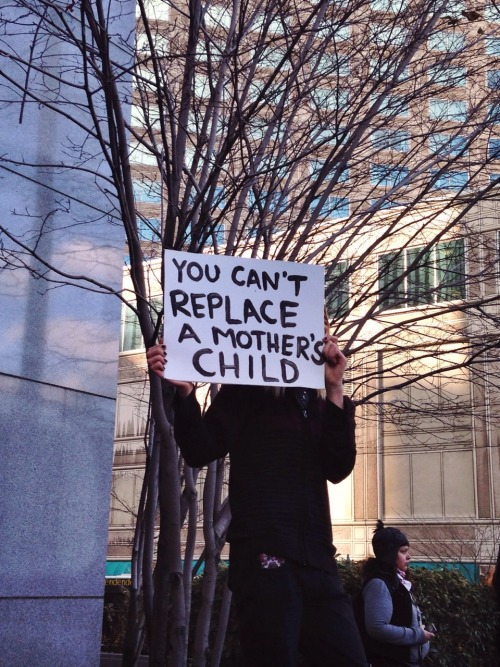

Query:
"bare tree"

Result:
[[2, 0, 500, 665]]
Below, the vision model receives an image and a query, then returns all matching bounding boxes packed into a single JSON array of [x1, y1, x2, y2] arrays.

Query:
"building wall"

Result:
[[0, 3, 136, 664], [107, 2, 500, 575]]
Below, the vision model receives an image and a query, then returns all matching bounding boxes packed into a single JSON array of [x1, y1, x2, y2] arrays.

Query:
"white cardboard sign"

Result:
[[163, 249, 325, 388]]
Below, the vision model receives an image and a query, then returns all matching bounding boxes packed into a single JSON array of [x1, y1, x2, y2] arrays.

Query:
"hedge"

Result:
[[102, 559, 500, 666]]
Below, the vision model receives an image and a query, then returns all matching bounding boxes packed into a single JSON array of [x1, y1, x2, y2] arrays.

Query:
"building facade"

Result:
[[106, 0, 500, 580]]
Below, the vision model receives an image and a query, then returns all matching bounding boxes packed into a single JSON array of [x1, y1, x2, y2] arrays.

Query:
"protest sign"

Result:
[[163, 249, 325, 387]]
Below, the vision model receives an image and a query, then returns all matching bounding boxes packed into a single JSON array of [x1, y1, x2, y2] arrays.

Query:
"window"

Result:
[[428, 65, 466, 87], [375, 95, 409, 117], [129, 142, 158, 166], [120, 296, 163, 352], [371, 197, 405, 210], [133, 180, 162, 203], [210, 221, 225, 245], [136, 0, 169, 21], [138, 218, 160, 241], [194, 74, 210, 98], [310, 159, 349, 183], [248, 189, 287, 213], [311, 52, 349, 77], [489, 138, 500, 158], [326, 261, 350, 318], [486, 37, 500, 55], [371, 0, 407, 10], [205, 5, 231, 29], [488, 70, 500, 90], [370, 23, 407, 46], [370, 59, 408, 81], [431, 170, 469, 191], [372, 129, 409, 152], [488, 102, 500, 123], [213, 186, 225, 208], [429, 133, 468, 157], [317, 20, 350, 41], [120, 297, 163, 352], [121, 305, 142, 352], [252, 12, 289, 35], [261, 46, 290, 70], [378, 239, 466, 310], [371, 164, 409, 187], [315, 126, 347, 147], [136, 30, 168, 56], [311, 195, 349, 219], [443, 0, 465, 18], [428, 31, 465, 52], [311, 88, 349, 109], [429, 98, 467, 121], [485, 3, 500, 22], [131, 105, 160, 128]]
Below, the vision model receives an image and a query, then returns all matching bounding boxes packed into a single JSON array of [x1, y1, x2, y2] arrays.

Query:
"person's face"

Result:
[[396, 545, 411, 572]]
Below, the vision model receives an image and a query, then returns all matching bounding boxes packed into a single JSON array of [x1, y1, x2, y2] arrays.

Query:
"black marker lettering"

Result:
[[231, 265, 245, 286], [225, 296, 242, 324], [261, 355, 278, 383], [311, 339, 324, 365], [260, 300, 277, 325], [172, 258, 187, 282], [236, 331, 252, 349], [296, 336, 310, 359], [178, 323, 201, 344], [282, 335, 294, 357], [287, 274, 308, 297], [246, 269, 262, 289], [243, 299, 262, 324], [212, 327, 236, 348], [267, 333, 280, 353], [192, 349, 216, 377], [187, 261, 203, 282], [191, 293, 206, 318], [250, 330, 265, 350], [169, 289, 190, 317], [262, 271, 280, 291], [220, 352, 240, 378], [205, 264, 221, 283], [280, 301, 299, 328], [281, 359, 299, 384], [207, 293, 224, 318]]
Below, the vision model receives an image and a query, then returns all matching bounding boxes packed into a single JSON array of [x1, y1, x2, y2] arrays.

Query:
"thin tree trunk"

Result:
[[211, 583, 232, 667]]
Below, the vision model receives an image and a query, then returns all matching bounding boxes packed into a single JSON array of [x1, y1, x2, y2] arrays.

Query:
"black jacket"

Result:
[[361, 560, 415, 666], [173, 385, 357, 572]]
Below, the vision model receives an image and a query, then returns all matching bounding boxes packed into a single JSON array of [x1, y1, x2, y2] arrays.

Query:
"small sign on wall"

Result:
[[163, 249, 325, 388]]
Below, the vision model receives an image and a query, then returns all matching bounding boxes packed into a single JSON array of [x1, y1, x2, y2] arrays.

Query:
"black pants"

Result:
[[229, 555, 369, 667]]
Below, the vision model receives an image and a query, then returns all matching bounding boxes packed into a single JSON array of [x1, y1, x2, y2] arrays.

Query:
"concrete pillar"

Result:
[[0, 2, 135, 665]]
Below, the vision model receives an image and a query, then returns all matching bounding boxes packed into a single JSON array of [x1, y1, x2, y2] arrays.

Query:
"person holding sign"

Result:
[[146, 330, 368, 667]]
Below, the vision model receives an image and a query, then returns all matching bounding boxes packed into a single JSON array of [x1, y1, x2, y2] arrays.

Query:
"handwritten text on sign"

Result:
[[164, 250, 325, 387]]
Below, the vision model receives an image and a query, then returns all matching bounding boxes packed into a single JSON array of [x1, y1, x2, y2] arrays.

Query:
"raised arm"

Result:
[[323, 335, 347, 409], [146, 341, 193, 398]]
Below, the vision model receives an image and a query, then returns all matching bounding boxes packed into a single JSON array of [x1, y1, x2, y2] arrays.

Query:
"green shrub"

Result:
[[103, 561, 500, 665]]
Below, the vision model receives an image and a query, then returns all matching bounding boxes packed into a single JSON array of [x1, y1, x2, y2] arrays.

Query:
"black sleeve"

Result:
[[320, 396, 357, 483], [173, 385, 249, 468]]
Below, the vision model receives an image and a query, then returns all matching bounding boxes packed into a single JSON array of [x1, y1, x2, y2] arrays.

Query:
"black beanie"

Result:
[[372, 519, 409, 566]]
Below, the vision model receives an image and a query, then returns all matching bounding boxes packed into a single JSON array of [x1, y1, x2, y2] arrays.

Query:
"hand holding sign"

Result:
[[163, 250, 325, 388], [146, 340, 194, 398]]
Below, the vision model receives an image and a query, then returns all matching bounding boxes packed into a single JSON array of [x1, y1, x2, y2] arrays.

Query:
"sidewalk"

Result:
[[101, 653, 148, 666]]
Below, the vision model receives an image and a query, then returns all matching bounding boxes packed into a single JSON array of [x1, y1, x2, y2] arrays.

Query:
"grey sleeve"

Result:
[[362, 578, 426, 646]]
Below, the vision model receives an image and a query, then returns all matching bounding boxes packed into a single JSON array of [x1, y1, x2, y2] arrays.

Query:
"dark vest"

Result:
[[363, 573, 414, 667]]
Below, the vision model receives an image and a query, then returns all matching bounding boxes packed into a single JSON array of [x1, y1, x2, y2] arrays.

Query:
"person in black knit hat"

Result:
[[360, 520, 435, 667]]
